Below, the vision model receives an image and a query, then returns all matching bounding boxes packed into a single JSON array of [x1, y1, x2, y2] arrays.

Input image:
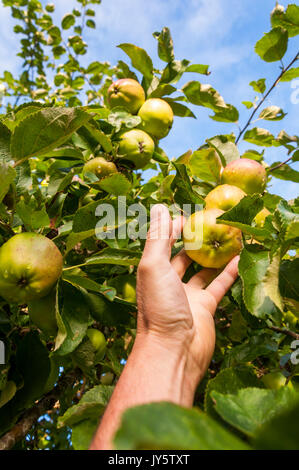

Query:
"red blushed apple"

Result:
[[221, 158, 267, 195], [107, 78, 145, 115], [183, 209, 242, 269]]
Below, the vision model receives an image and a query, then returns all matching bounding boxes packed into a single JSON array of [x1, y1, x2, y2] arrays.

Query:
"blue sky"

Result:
[[0, 0, 298, 200]]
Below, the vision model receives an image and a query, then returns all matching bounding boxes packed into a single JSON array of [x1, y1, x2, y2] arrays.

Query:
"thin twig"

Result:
[[268, 154, 295, 172], [269, 325, 299, 340], [236, 51, 299, 144]]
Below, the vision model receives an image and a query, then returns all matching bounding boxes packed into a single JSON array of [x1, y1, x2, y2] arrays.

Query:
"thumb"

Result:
[[142, 204, 172, 261]]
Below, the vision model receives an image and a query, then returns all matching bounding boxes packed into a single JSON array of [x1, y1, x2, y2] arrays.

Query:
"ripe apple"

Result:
[[221, 158, 267, 194], [86, 328, 106, 358], [183, 209, 242, 268], [138, 98, 174, 140], [205, 184, 246, 211], [83, 157, 117, 180], [110, 274, 136, 303], [118, 129, 154, 169], [107, 78, 145, 114], [28, 289, 57, 336], [0, 233, 63, 304], [254, 207, 271, 227]]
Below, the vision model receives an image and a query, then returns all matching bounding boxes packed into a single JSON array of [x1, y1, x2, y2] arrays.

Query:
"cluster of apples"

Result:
[[82, 78, 174, 177], [183, 158, 269, 268]]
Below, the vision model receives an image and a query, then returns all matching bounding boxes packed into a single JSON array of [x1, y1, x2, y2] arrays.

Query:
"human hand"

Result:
[[136, 204, 239, 402]]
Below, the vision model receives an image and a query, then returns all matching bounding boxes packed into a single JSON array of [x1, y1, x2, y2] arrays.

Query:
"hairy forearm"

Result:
[[90, 333, 196, 450]]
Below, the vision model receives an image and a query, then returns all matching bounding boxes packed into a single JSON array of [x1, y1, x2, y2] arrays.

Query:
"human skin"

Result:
[[90, 204, 239, 450]]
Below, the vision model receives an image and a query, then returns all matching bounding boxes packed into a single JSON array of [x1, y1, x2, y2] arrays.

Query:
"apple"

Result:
[[110, 274, 136, 303], [254, 207, 271, 227], [205, 184, 246, 211], [107, 78, 145, 114], [0, 233, 63, 304], [262, 371, 293, 390], [221, 158, 267, 194], [118, 129, 154, 169], [183, 209, 242, 268], [138, 98, 174, 140], [28, 289, 57, 336], [86, 328, 106, 355], [100, 371, 114, 385], [83, 157, 117, 180]]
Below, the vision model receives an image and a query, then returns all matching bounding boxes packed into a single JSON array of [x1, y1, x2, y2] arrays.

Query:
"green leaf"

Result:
[[160, 59, 190, 84], [271, 4, 299, 38], [254, 397, 299, 449], [280, 67, 299, 82], [11, 107, 92, 161], [208, 135, 240, 165], [239, 245, 279, 319], [274, 200, 299, 242], [85, 248, 141, 267], [171, 162, 205, 206], [0, 162, 15, 203], [212, 387, 296, 437], [84, 122, 113, 153], [0, 121, 11, 161], [55, 283, 90, 356], [269, 163, 299, 183], [243, 127, 275, 146], [185, 64, 210, 75], [259, 106, 286, 121], [86, 19, 95, 29], [164, 100, 196, 118], [205, 365, 262, 419], [117, 43, 153, 80], [153, 27, 174, 63], [72, 419, 98, 450], [242, 101, 254, 109], [182, 81, 227, 111], [223, 334, 278, 368], [114, 402, 250, 450], [255, 27, 288, 62], [189, 148, 222, 183], [210, 104, 239, 123], [98, 173, 131, 196], [15, 331, 50, 409], [279, 258, 299, 301], [61, 13, 75, 30], [249, 78, 266, 93], [58, 385, 113, 427], [217, 194, 264, 226], [108, 110, 141, 132]]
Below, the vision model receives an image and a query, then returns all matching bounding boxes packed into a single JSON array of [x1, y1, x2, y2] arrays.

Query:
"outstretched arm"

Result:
[[90, 204, 239, 450]]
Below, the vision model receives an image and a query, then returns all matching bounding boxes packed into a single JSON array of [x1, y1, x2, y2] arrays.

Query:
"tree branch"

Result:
[[269, 325, 299, 341], [236, 51, 299, 144], [0, 369, 80, 451], [268, 154, 295, 172]]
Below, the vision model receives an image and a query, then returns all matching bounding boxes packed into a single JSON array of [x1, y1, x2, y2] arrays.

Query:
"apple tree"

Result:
[[0, 0, 298, 450]]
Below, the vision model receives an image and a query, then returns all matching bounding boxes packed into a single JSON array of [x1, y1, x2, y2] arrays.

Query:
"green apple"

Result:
[[138, 98, 174, 140], [83, 157, 117, 180], [221, 158, 267, 195], [28, 289, 57, 336], [205, 184, 246, 211], [118, 129, 154, 169], [254, 207, 271, 227], [262, 371, 293, 390], [110, 274, 136, 303], [107, 78, 145, 114], [183, 209, 242, 268], [100, 371, 114, 385], [0, 233, 63, 304], [86, 328, 106, 357]]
